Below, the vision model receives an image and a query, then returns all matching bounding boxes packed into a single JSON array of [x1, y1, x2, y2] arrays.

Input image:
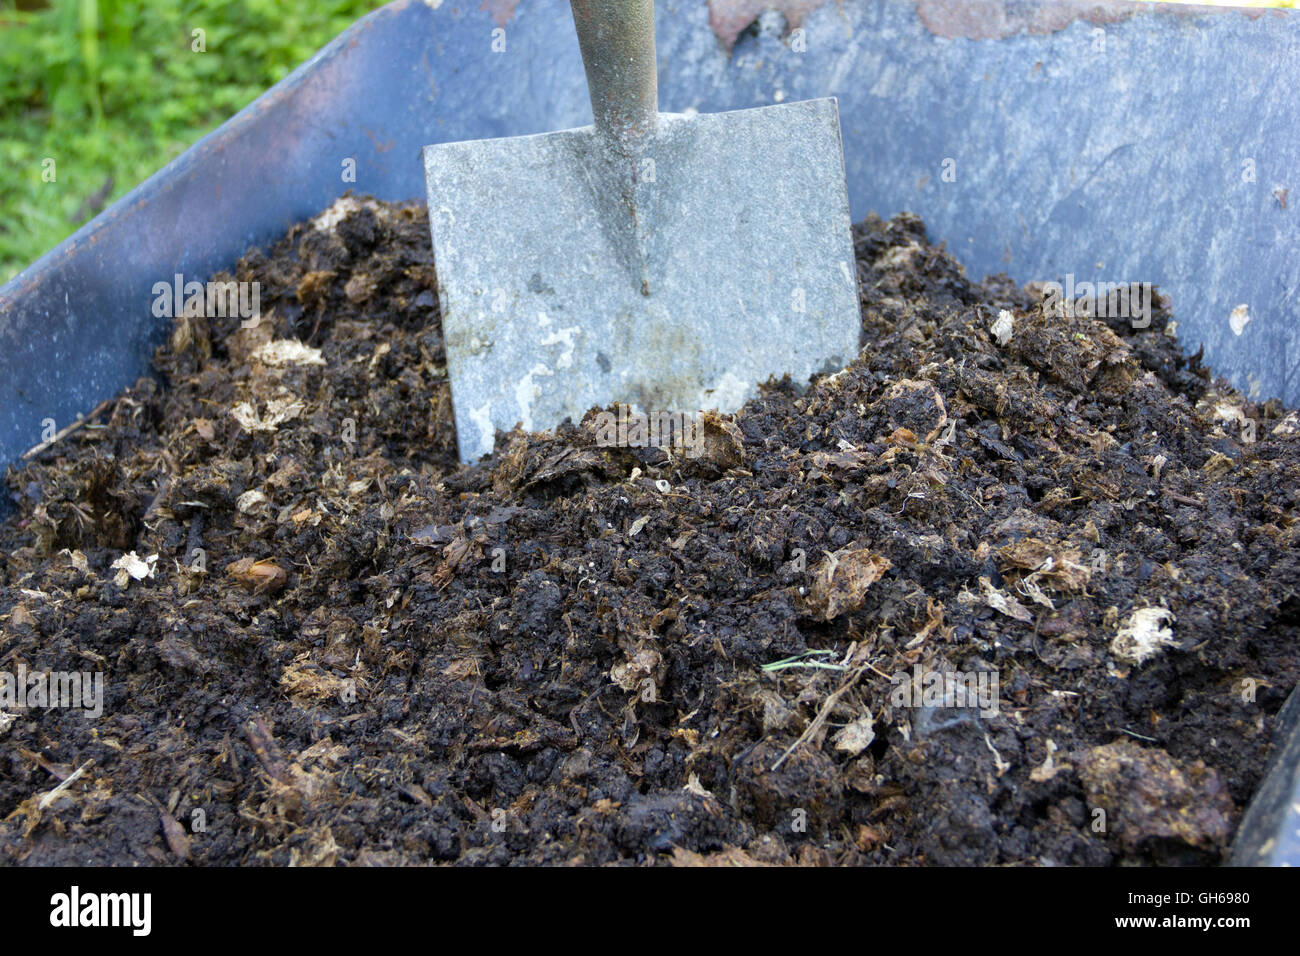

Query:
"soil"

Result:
[[2, 196, 1298, 866]]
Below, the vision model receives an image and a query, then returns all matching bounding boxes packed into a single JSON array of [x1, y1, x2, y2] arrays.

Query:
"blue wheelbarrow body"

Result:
[[1, 0, 1297, 862]]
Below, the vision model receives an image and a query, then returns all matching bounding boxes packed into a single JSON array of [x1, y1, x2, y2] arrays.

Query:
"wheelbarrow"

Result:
[[0, 0, 1297, 864]]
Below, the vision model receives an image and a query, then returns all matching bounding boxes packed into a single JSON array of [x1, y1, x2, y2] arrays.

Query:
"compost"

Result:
[[2, 196, 1298, 866]]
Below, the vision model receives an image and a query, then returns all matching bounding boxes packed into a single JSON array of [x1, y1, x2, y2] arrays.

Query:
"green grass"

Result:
[[0, 0, 384, 283], [761, 650, 848, 674]]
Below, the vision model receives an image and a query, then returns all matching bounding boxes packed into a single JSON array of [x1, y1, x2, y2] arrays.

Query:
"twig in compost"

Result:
[[771, 660, 870, 772], [21, 398, 114, 460], [1116, 727, 1158, 743], [38, 759, 92, 810], [569, 685, 605, 739]]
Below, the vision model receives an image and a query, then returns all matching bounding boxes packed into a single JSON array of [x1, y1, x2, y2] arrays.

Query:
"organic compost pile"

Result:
[[2, 196, 1298, 866]]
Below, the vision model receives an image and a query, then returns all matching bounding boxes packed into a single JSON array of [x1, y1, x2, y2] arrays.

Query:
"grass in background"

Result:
[[0, 0, 383, 282]]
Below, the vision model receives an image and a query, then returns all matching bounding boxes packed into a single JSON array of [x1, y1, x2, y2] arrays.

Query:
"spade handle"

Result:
[[569, 0, 658, 154]]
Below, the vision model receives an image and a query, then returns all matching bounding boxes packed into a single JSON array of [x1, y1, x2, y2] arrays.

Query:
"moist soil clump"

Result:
[[2, 196, 1298, 866]]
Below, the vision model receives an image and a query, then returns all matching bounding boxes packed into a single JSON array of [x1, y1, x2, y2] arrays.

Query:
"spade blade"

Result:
[[423, 97, 860, 462]]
